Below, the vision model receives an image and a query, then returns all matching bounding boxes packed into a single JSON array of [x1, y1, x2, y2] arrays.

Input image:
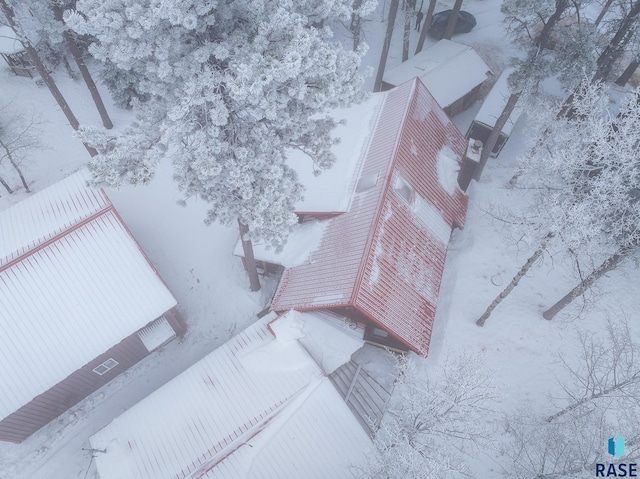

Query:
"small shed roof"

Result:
[[287, 93, 385, 213], [272, 79, 469, 355], [90, 312, 371, 479], [383, 39, 492, 110], [0, 170, 177, 419], [0, 25, 23, 55], [473, 67, 523, 136]]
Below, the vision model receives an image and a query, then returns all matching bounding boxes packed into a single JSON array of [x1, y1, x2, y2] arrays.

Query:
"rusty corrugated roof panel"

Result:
[[273, 78, 468, 356]]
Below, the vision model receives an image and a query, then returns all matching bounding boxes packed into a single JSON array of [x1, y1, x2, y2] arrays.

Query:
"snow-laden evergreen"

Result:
[[68, 0, 368, 248]]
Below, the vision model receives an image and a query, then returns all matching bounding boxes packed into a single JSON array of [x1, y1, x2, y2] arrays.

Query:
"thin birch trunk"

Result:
[[476, 236, 550, 327], [473, 92, 520, 181], [542, 252, 626, 320], [0, 175, 13, 193], [594, 0, 615, 27]]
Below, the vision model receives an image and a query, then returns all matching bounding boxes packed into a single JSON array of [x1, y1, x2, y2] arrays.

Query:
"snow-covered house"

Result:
[[466, 67, 523, 157], [259, 78, 469, 356], [0, 170, 182, 443], [0, 25, 32, 78], [381, 39, 492, 117], [88, 311, 371, 479]]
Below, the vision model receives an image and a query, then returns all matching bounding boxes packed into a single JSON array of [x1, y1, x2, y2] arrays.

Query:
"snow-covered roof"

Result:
[[383, 39, 492, 109], [90, 312, 371, 479], [0, 25, 23, 55], [473, 67, 523, 136], [272, 78, 469, 355], [232, 220, 327, 267], [0, 170, 177, 419], [287, 93, 385, 213]]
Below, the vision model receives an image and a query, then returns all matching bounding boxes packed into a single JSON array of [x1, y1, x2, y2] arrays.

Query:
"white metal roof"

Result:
[[383, 39, 492, 109], [473, 67, 523, 136], [0, 25, 23, 55], [0, 170, 177, 419], [287, 93, 385, 213], [90, 312, 371, 479]]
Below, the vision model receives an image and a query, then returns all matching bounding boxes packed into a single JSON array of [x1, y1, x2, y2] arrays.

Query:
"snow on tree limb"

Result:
[[69, 0, 368, 249]]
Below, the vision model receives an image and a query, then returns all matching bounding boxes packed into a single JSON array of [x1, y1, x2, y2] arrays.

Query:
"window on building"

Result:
[[93, 358, 119, 376], [371, 327, 389, 338], [356, 172, 379, 192], [394, 174, 413, 203]]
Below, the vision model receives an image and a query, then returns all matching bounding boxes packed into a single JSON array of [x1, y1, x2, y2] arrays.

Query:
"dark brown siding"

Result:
[[0, 313, 179, 443]]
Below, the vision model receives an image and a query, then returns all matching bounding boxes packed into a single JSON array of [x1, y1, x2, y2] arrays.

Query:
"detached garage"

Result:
[[0, 170, 183, 443]]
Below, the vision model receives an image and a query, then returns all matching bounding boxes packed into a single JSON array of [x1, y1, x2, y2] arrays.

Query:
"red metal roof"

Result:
[[272, 78, 468, 355]]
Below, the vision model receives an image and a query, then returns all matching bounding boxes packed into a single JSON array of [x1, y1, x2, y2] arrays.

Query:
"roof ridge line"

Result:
[[350, 79, 418, 305], [0, 200, 114, 274], [184, 380, 321, 479]]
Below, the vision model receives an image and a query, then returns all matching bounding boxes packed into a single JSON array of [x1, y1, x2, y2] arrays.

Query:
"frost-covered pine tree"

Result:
[[67, 0, 368, 290]]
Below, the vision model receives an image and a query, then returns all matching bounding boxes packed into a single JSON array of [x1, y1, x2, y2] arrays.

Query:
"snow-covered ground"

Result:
[[1, 1, 639, 478]]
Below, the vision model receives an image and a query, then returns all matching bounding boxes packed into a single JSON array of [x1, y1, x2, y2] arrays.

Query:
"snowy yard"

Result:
[[1, 0, 639, 478]]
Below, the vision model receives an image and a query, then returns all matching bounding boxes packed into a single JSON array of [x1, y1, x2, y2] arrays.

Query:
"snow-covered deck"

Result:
[[0, 170, 177, 419], [90, 312, 371, 479], [382, 40, 491, 110], [287, 93, 385, 214]]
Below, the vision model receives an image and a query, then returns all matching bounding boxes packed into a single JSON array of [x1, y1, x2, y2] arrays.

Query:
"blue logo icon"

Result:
[[608, 435, 625, 459]]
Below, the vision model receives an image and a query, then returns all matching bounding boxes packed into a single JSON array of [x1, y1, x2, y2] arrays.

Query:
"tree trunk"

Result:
[[476, 237, 549, 327], [592, 1, 640, 83], [615, 58, 640, 86], [237, 219, 261, 292], [53, 6, 113, 129], [473, 92, 520, 181], [350, 0, 363, 52], [0, 0, 98, 157], [443, 0, 463, 40], [402, 1, 412, 62], [594, 0, 615, 27], [0, 175, 13, 194], [374, 0, 400, 92], [415, 0, 435, 54], [542, 252, 626, 320], [535, 0, 569, 50]]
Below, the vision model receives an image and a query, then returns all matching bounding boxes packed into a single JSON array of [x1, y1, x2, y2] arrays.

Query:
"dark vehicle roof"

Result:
[[428, 10, 477, 40]]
